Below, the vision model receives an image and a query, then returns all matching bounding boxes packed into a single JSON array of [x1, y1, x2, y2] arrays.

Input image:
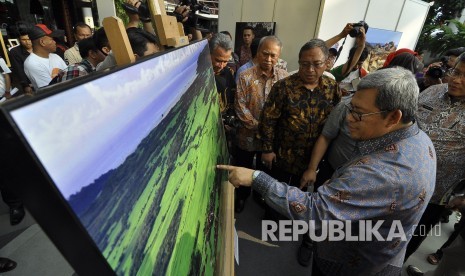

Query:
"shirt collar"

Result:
[[355, 122, 420, 156], [256, 65, 275, 79]]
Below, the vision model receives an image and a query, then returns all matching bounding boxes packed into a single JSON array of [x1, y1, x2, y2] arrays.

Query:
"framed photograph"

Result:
[[0, 39, 232, 275], [0, 34, 11, 67], [365, 28, 403, 72], [8, 38, 19, 48]]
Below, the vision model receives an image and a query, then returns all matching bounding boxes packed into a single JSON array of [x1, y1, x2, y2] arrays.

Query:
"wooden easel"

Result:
[[146, 0, 189, 47]]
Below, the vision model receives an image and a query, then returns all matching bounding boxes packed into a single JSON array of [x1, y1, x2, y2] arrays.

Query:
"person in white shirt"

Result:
[[24, 24, 67, 91]]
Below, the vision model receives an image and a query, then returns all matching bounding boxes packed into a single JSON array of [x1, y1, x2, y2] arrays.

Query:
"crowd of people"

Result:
[[0, 1, 464, 274], [212, 22, 465, 276]]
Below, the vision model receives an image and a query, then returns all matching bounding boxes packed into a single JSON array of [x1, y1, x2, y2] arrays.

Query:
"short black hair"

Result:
[[328, 48, 338, 57], [243, 26, 254, 34], [78, 37, 99, 59], [348, 44, 369, 62], [93, 28, 109, 52], [73, 22, 92, 34], [126, 28, 161, 57]]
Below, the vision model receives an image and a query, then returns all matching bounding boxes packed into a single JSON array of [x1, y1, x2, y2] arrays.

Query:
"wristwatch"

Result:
[[252, 170, 261, 182]]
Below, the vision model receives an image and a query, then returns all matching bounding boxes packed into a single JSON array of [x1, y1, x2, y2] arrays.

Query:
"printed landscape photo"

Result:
[[10, 40, 229, 275]]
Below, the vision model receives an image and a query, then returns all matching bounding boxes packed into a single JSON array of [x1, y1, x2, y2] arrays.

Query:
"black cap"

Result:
[[29, 24, 65, 41]]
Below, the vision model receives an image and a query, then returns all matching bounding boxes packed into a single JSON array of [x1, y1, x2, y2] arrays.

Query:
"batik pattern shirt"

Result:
[[238, 44, 252, 66], [259, 73, 341, 176], [253, 123, 436, 276], [416, 83, 465, 204], [235, 65, 289, 151]]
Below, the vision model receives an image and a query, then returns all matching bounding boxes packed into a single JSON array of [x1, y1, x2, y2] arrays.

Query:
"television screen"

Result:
[[0, 39, 229, 275]]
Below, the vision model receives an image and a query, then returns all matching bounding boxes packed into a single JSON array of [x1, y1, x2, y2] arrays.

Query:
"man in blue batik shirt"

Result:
[[218, 68, 436, 276]]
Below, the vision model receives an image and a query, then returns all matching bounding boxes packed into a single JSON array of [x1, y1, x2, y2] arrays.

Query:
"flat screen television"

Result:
[[0, 39, 229, 275]]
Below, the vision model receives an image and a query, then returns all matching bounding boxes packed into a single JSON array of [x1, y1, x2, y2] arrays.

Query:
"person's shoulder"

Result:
[[419, 83, 447, 102], [321, 73, 338, 85]]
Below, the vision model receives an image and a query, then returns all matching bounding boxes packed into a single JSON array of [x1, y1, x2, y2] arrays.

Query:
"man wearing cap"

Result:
[[24, 24, 67, 90]]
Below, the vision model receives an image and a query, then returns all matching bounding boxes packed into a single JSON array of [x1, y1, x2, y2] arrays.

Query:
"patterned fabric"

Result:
[[253, 123, 436, 276], [235, 65, 289, 151], [238, 44, 252, 66], [416, 83, 465, 204], [55, 59, 95, 83], [259, 73, 341, 176], [215, 66, 236, 116]]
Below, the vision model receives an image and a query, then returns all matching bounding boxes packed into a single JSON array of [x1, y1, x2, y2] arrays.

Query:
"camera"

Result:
[[426, 66, 446, 79], [349, 21, 369, 37], [176, 0, 211, 30], [121, 1, 151, 23], [223, 115, 241, 128], [180, 0, 211, 14]]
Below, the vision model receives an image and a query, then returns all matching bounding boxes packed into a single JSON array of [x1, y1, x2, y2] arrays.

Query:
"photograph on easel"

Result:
[[2, 39, 229, 275], [365, 28, 403, 72]]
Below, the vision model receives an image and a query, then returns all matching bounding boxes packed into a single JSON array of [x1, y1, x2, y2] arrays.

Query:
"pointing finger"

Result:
[[217, 164, 234, 171]]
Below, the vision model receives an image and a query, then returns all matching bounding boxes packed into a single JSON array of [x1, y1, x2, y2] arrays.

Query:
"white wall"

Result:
[[95, 0, 117, 26], [219, 0, 323, 71], [318, 0, 430, 67]]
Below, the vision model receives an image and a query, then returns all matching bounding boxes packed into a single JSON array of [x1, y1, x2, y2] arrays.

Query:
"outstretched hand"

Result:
[[217, 165, 255, 188]]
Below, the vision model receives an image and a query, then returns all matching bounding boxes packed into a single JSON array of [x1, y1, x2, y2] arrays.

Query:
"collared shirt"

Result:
[[64, 43, 82, 65], [253, 123, 436, 276], [416, 83, 465, 204], [55, 59, 95, 83], [235, 65, 289, 151], [259, 73, 341, 176], [238, 44, 252, 66], [9, 45, 31, 88]]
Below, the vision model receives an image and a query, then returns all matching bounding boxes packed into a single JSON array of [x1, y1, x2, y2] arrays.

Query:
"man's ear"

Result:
[[39, 37, 46, 46], [386, 109, 403, 128], [101, 46, 111, 55]]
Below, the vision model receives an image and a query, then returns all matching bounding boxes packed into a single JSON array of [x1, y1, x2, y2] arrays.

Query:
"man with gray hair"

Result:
[[218, 67, 436, 275], [209, 33, 237, 150], [233, 36, 289, 212]]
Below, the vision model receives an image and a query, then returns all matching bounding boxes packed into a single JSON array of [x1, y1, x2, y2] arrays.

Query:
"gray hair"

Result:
[[209, 33, 233, 54], [357, 67, 419, 123], [299, 38, 328, 60], [258, 35, 283, 50]]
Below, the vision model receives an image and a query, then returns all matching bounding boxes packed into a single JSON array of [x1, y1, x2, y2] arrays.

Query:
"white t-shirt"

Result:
[[24, 53, 67, 90], [0, 58, 12, 97]]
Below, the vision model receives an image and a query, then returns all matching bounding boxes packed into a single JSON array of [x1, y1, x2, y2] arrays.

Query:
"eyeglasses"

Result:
[[345, 103, 388, 121], [298, 60, 326, 69], [447, 69, 465, 79]]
